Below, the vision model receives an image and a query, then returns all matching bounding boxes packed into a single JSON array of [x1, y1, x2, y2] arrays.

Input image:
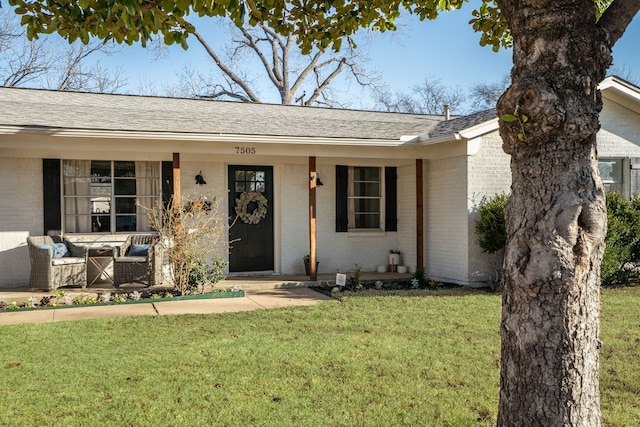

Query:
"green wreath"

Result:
[[235, 191, 268, 225]]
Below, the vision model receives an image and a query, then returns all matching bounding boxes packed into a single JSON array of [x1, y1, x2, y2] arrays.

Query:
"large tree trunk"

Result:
[[495, 1, 610, 425]]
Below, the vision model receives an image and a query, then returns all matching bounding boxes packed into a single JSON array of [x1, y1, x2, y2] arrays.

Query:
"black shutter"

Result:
[[335, 165, 348, 232], [162, 161, 174, 207], [43, 159, 62, 235], [385, 166, 398, 232]]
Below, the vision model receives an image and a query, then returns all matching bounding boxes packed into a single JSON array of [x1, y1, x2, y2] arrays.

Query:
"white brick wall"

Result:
[[425, 155, 470, 284], [0, 157, 43, 287], [467, 133, 511, 284], [280, 162, 310, 274], [598, 100, 640, 157], [423, 132, 511, 286], [398, 163, 417, 271], [315, 163, 402, 275]]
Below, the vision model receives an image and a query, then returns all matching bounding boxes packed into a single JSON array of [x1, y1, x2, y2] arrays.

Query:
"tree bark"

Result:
[[495, 1, 612, 425]]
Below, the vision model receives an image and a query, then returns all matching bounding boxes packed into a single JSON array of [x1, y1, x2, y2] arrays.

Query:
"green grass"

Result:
[[0, 286, 638, 426]]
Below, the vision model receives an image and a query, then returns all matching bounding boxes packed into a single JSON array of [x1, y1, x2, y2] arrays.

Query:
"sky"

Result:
[[44, 2, 640, 112]]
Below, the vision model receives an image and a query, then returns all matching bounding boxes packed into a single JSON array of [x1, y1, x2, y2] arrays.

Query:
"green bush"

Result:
[[602, 192, 640, 286], [411, 266, 428, 288], [475, 192, 640, 287], [474, 193, 509, 254], [188, 256, 229, 294]]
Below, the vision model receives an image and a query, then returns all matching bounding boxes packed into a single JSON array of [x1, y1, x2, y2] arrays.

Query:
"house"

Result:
[[0, 76, 638, 289]]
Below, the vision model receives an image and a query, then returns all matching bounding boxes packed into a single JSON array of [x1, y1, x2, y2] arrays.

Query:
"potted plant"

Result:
[[303, 254, 319, 275], [388, 250, 402, 270]]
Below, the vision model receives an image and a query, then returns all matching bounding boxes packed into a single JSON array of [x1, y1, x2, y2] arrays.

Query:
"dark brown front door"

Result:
[[228, 165, 274, 272]]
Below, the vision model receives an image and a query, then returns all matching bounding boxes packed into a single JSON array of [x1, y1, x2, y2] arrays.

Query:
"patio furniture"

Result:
[[113, 234, 163, 287], [87, 246, 117, 286], [27, 236, 89, 290]]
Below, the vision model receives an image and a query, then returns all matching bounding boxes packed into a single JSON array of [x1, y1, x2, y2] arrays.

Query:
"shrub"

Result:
[[411, 266, 428, 288], [475, 191, 640, 287], [602, 192, 640, 286], [475, 193, 509, 254], [144, 192, 229, 295], [188, 256, 228, 294], [345, 264, 362, 291]]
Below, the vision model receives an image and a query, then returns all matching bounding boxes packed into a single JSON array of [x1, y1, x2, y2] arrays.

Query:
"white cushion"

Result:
[[115, 256, 148, 263], [51, 257, 85, 266]]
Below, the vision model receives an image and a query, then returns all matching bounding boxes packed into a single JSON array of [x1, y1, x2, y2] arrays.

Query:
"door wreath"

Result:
[[235, 191, 268, 224]]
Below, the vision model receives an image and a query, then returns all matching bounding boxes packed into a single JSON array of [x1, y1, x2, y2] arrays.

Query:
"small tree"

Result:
[[475, 193, 509, 254], [145, 193, 229, 295]]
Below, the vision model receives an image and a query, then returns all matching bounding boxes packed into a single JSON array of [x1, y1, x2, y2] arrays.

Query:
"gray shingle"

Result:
[[426, 109, 498, 139], [1, 87, 447, 141]]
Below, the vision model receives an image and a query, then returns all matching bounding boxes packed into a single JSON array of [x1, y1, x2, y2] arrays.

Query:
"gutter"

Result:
[[0, 125, 412, 148]]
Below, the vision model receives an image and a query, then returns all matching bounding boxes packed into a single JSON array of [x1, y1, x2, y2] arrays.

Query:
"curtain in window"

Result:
[[347, 166, 355, 229], [135, 161, 160, 231], [63, 160, 91, 233]]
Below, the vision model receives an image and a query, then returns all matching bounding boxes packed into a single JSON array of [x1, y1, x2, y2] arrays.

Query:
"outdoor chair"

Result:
[[27, 235, 89, 290], [113, 234, 163, 287]]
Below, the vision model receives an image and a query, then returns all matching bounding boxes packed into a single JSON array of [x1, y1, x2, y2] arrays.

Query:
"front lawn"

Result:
[[1, 286, 638, 426]]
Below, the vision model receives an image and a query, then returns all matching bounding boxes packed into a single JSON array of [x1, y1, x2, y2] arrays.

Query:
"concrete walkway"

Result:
[[0, 272, 411, 326], [0, 287, 335, 326]]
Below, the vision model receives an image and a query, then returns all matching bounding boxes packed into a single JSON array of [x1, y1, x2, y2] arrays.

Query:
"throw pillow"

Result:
[[52, 243, 70, 258], [128, 243, 151, 257], [36, 243, 70, 258]]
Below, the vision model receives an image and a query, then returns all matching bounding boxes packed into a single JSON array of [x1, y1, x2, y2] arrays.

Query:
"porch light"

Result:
[[310, 173, 324, 186], [195, 171, 207, 185]]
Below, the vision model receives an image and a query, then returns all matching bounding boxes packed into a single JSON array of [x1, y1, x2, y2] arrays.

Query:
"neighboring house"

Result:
[[0, 76, 638, 289]]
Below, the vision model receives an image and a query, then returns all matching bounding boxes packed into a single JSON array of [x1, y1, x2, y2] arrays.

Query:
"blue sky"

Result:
[[106, 2, 640, 111]]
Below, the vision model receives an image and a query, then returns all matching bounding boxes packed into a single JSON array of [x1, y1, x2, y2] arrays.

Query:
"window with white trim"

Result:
[[348, 166, 381, 229], [598, 158, 623, 194], [63, 160, 160, 233], [336, 165, 397, 232]]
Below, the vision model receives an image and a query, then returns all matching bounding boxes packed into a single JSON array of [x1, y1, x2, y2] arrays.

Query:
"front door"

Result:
[[228, 165, 274, 272]]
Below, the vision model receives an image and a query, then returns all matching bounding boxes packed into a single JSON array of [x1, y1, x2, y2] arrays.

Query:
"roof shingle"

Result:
[[1, 87, 447, 141]]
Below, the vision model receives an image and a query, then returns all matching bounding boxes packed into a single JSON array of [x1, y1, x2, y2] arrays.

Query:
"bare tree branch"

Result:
[[176, 19, 374, 107], [373, 75, 466, 115], [468, 75, 510, 111], [1, 8, 125, 93], [237, 26, 282, 90], [191, 27, 261, 102], [307, 57, 346, 106]]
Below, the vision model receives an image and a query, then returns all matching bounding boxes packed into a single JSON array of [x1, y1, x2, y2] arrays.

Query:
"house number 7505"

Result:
[[235, 147, 256, 154]]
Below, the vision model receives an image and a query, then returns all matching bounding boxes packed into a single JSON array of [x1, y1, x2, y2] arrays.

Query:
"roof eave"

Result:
[[404, 117, 500, 146], [0, 125, 411, 147], [599, 76, 640, 113]]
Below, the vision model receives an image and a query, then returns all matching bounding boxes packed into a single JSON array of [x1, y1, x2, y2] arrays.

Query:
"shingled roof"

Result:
[[424, 109, 498, 140], [0, 87, 447, 142]]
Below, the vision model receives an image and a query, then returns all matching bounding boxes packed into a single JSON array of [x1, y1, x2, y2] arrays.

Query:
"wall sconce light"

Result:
[[195, 171, 207, 185], [310, 173, 324, 186]]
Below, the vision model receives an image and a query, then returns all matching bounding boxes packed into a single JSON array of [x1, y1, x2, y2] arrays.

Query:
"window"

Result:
[[234, 169, 266, 193], [336, 165, 397, 232], [63, 160, 160, 233], [349, 166, 381, 229], [599, 158, 623, 194]]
